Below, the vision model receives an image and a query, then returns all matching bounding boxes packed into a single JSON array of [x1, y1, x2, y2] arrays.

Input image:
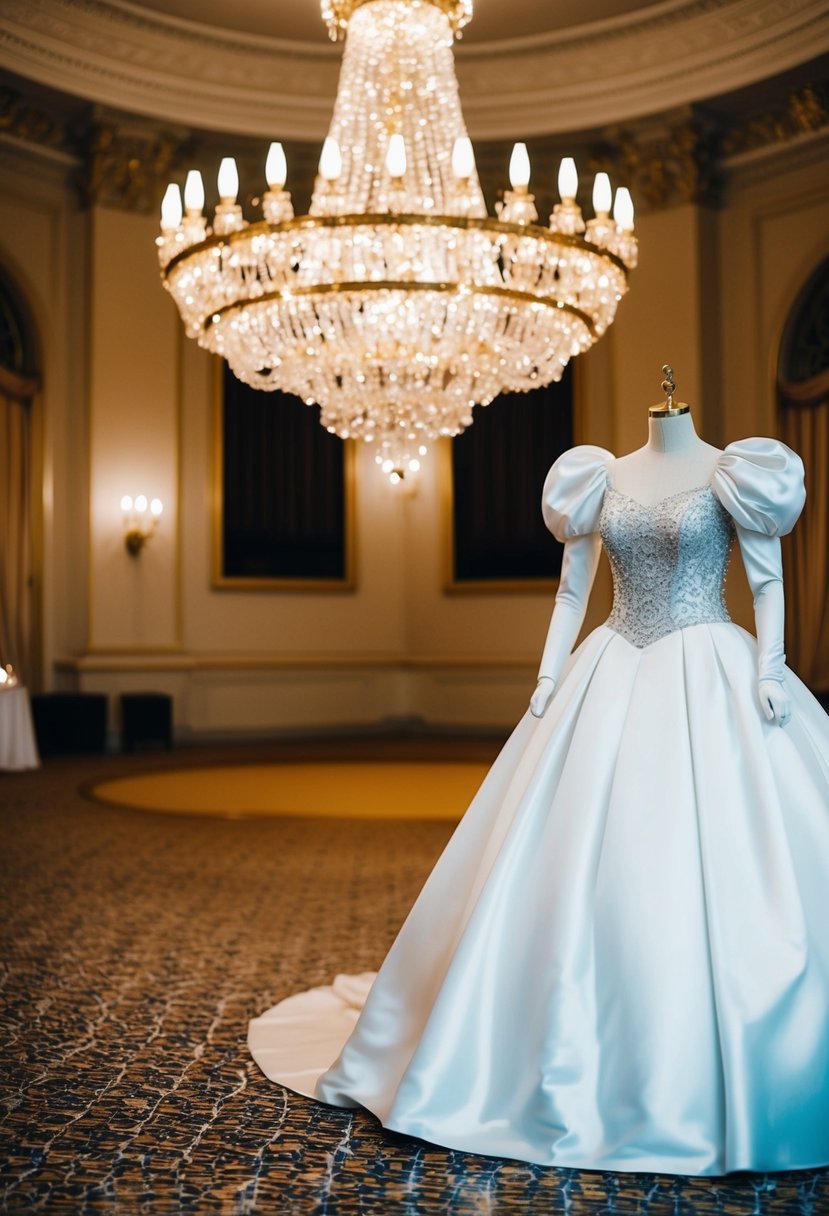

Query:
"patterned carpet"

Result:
[[1, 738, 828, 1215]]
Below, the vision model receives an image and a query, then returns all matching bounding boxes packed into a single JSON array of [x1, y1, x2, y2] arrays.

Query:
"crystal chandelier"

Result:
[[157, 0, 637, 482]]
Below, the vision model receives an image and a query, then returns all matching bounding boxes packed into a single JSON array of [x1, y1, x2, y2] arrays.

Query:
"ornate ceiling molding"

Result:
[[457, 0, 829, 137], [1, 0, 828, 140], [0, 0, 339, 139]]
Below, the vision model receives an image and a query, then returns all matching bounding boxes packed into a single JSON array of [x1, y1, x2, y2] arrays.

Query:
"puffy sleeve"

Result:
[[711, 437, 805, 536], [542, 445, 614, 542]]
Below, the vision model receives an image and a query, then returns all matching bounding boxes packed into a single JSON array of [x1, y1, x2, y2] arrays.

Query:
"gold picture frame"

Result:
[[440, 440, 560, 595]]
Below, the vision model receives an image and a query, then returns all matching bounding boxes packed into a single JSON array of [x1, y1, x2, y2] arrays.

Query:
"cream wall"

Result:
[[606, 204, 721, 453], [718, 135, 829, 627], [719, 135, 829, 440], [88, 208, 180, 652], [3, 127, 827, 739]]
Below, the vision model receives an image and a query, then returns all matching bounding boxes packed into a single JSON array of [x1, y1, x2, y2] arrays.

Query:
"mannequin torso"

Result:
[[611, 409, 722, 506]]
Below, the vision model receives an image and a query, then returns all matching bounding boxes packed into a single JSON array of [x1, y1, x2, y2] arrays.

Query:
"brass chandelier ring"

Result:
[[202, 279, 597, 340]]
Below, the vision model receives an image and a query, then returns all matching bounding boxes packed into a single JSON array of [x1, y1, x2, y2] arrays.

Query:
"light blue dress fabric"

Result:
[[249, 438, 829, 1176]]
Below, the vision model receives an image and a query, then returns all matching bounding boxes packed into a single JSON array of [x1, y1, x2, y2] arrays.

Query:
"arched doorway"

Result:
[[0, 268, 40, 687], [777, 253, 829, 696]]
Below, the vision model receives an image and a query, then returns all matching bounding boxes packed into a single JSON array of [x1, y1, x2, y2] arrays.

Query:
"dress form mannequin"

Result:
[[611, 368, 722, 503], [531, 366, 792, 727], [249, 368, 829, 1176]]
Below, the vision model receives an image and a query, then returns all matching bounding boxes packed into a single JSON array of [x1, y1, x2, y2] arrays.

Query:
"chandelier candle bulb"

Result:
[[502, 142, 538, 224], [558, 157, 578, 202], [263, 144, 294, 223], [509, 142, 531, 191], [586, 172, 615, 250], [612, 187, 639, 267], [160, 184, 182, 231], [217, 158, 239, 203], [265, 143, 287, 190], [550, 157, 584, 236], [451, 136, 475, 180], [183, 170, 205, 215], [156, 0, 637, 481], [592, 172, 612, 215], [613, 187, 635, 230], [214, 160, 244, 234], [319, 137, 342, 181]]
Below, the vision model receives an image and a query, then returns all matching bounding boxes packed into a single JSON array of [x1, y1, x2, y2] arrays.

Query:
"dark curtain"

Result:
[[221, 367, 348, 581], [451, 370, 574, 583]]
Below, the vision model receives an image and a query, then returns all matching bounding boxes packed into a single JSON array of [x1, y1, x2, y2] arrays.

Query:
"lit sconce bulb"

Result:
[[509, 142, 531, 191], [558, 157, 578, 202], [385, 133, 407, 179], [183, 170, 205, 214], [121, 493, 162, 556], [160, 184, 182, 230], [592, 172, 612, 215], [319, 137, 342, 182], [451, 136, 475, 180], [265, 142, 287, 190], [613, 186, 635, 230], [217, 157, 239, 203]]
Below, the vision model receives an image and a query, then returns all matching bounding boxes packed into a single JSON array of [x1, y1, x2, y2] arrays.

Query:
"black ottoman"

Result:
[[30, 692, 108, 755], [120, 692, 173, 753]]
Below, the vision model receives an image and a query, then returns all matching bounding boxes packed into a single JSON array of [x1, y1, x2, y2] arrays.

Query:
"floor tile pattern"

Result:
[[1, 742, 828, 1214]]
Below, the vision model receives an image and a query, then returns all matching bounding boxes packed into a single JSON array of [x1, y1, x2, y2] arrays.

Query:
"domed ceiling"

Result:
[[127, 0, 668, 45], [0, 0, 827, 140]]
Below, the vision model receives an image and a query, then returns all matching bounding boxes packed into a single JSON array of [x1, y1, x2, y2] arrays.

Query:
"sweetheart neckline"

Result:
[[604, 484, 714, 510]]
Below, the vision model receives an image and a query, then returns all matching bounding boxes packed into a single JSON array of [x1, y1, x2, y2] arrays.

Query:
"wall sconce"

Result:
[[375, 445, 427, 487], [121, 494, 163, 556]]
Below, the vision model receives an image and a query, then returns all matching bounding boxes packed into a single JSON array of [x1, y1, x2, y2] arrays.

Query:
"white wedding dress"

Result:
[[249, 438, 829, 1176]]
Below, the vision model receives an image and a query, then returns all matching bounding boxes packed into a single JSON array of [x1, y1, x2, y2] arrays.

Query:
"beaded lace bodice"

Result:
[[599, 486, 734, 648]]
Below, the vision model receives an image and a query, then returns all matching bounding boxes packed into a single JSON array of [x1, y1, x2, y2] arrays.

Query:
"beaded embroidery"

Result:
[[600, 486, 734, 648]]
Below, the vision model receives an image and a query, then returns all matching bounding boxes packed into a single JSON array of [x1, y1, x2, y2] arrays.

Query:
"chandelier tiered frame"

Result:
[[157, 0, 638, 479]]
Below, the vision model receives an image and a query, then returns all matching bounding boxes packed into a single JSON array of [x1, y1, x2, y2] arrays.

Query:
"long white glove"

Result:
[[735, 524, 792, 727], [530, 533, 601, 718]]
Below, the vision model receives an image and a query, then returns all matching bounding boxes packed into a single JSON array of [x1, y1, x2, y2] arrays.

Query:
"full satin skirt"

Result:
[[248, 622, 829, 1175]]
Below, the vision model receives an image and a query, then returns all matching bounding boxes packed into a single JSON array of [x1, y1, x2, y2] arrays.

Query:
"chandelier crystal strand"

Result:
[[157, 0, 637, 482]]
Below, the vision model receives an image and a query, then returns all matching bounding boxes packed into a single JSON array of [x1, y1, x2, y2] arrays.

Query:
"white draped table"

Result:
[[0, 687, 40, 770]]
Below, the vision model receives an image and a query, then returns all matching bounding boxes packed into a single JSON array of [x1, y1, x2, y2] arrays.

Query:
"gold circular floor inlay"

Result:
[[91, 761, 490, 820]]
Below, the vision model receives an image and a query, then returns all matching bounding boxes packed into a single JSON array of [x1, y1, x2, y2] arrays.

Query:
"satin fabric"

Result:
[[248, 438, 829, 1175]]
